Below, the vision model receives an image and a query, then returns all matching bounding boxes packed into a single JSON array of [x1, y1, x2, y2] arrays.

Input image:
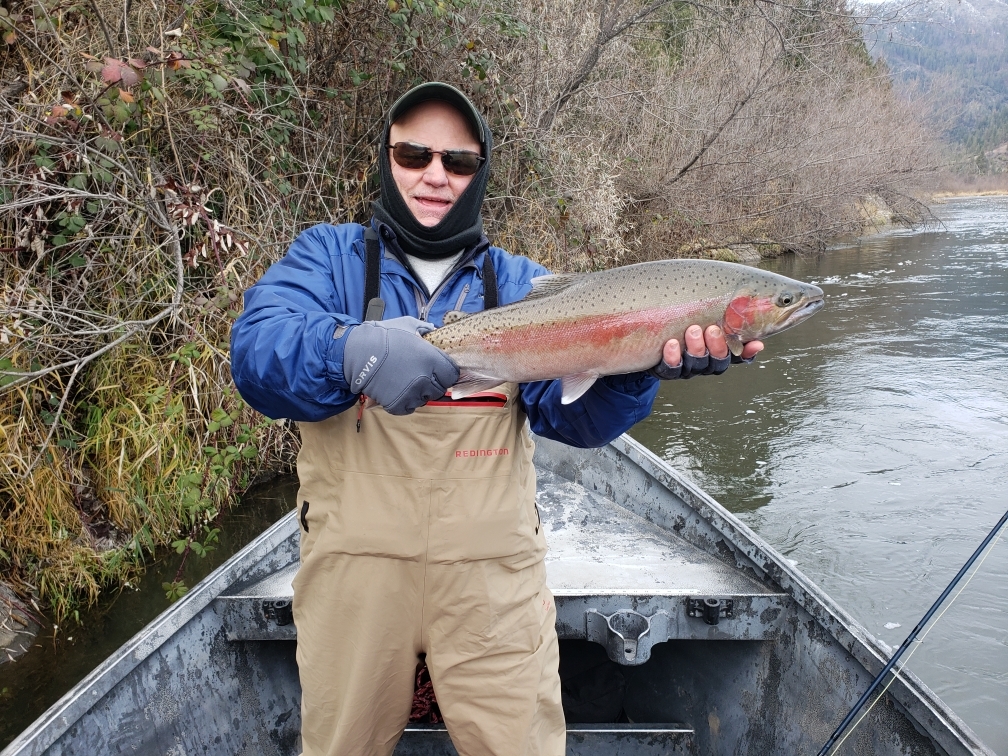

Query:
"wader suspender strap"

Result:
[[482, 254, 498, 310], [363, 228, 385, 321], [362, 227, 499, 316]]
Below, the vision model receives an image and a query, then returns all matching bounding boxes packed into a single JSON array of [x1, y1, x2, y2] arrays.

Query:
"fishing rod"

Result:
[[817, 506, 1008, 756]]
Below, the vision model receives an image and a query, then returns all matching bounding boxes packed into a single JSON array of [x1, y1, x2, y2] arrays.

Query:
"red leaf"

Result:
[[119, 66, 141, 87], [128, 57, 147, 69], [101, 62, 122, 84], [118, 88, 134, 103]]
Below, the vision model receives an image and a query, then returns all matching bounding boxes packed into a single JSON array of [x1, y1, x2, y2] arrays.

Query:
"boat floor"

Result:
[[220, 469, 785, 647], [226, 470, 778, 602], [536, 469, 775, 598]]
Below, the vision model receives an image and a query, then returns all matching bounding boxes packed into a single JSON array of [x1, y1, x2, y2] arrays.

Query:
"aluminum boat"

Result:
[[1, 435, 993, 755]]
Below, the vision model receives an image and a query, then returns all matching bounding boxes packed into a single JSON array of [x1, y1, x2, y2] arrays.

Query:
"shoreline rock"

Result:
[[1, 582, 41, 664]]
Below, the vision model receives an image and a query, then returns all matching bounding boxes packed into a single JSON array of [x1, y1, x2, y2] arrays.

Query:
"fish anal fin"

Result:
[[450, 371, 503, 400], [560, 372, 599, 404], [524, 273, 581, 302], [443, 310, 471, 325]]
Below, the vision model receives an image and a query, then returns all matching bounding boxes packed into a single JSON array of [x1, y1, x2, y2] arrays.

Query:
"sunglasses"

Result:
[[387, 141, 485, 176]]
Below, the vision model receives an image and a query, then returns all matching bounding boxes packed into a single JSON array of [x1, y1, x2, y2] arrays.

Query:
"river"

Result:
[[1, 197, 1005, 752], [630, 195, 1008, 751]]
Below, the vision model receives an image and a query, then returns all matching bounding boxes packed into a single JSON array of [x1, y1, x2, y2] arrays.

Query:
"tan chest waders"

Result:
[[293, 377, 565, 756]]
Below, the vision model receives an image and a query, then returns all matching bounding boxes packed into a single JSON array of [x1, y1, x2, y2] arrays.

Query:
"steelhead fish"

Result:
[[425, 259, 824, 404]]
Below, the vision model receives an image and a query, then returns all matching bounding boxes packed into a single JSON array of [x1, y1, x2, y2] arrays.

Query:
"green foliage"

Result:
[[162, 580, 189, 601], [650, 2, 696, 66], [204, 0, 339, 81]]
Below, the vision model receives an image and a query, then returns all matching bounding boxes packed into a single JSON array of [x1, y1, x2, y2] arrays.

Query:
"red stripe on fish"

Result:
[[485, 301, 721, 353]]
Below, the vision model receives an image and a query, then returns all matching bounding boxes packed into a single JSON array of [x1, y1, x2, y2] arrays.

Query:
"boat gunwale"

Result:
[[603, 434, 993, 756]]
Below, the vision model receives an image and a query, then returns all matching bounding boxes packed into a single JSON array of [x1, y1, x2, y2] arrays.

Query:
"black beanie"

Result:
[[371, 82, 492, 260]]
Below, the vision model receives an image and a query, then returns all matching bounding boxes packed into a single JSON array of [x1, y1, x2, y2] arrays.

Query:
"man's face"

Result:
[[389, 101, 481, 227]]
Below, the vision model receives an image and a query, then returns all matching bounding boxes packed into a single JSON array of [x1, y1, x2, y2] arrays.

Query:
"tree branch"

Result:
[[88, 0, 118, 58], [538, 0, 676, 132]]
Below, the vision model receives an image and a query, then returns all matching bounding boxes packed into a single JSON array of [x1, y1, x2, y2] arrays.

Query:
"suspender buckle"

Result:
[[364, 297, 385, 321]]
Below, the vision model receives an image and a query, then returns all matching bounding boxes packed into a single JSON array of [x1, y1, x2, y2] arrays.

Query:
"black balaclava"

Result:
[[372, 82, 492, 261]]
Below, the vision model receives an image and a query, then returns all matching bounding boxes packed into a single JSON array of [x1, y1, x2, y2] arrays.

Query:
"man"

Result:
[[230, 82, 762, 756]]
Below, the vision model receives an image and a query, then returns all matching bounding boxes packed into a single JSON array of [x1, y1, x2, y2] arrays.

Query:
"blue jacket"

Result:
[[230, 221, 660, 448]]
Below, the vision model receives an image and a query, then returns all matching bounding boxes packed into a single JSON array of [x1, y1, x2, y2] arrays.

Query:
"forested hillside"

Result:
[[871, 0, 1008, 169], [1, 0, 936, 616]]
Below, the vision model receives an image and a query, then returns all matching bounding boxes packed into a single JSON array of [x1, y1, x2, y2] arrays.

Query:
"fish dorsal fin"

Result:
[[560, 372, 599, 404], [442, 310, 471, 325], [524, 273, 581, 302]]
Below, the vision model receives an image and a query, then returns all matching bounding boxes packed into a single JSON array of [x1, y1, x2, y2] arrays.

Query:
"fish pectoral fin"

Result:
[[450, 372, 503, 400], [725, 333, 744, 357], [559, 372, 599, 405], [524, 273, 581, 301], [442, 310, 470, 325]]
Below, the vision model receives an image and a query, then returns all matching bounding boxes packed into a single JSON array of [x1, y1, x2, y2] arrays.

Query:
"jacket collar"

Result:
[[369, 219, 491, 295]]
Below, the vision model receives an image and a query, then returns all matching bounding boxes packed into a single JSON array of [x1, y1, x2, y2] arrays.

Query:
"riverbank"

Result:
[[926, 172, 1008, 198], [931, 189, 1008, 198]]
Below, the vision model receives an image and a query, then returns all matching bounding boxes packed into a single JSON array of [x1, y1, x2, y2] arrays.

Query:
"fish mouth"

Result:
[[778, 296, 824, 331]]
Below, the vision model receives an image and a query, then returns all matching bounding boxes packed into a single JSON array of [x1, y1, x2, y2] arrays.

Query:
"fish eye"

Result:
[[777, 292, 797, 307]]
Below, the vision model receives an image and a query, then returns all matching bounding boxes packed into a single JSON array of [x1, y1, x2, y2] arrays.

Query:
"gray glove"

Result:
[[649, 350, 747, 380], [342, 316, 459, 415]]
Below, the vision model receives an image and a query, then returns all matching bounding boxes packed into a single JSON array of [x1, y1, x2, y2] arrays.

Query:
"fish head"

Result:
[[721, 273, 824, 355]]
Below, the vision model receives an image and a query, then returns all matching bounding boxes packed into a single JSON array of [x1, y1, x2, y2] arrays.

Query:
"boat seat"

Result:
[[215, 469, 786, 662], [393, 723, 696, 755]]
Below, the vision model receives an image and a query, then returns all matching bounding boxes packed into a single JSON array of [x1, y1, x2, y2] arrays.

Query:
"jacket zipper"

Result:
[[419, 260, 480, 321], [359, 232, 483, 434], [362, 268, 473, 435], [375, 226, 486, 321]]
